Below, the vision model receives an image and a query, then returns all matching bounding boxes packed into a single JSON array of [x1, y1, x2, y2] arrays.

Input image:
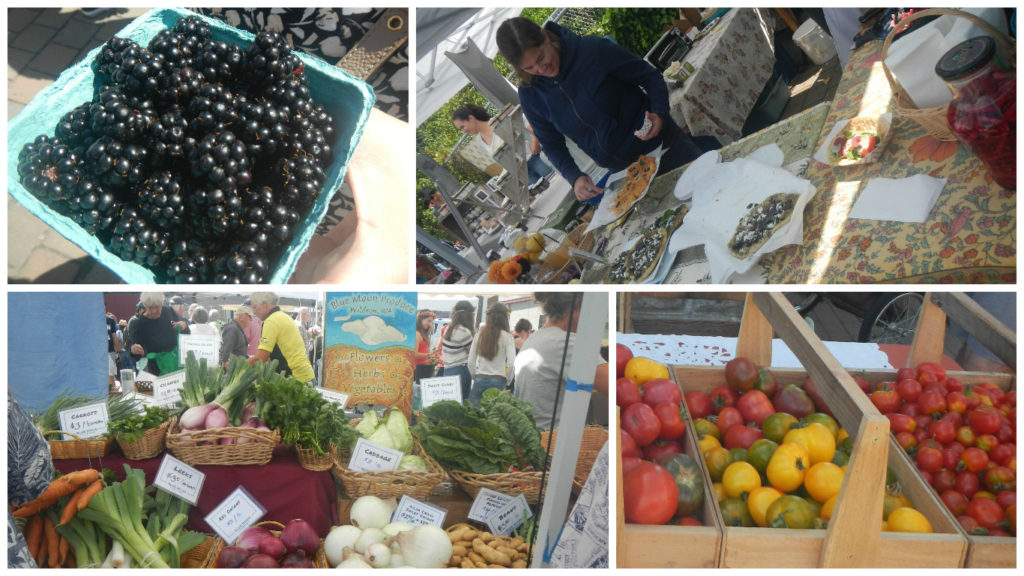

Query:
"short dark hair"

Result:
[[451, 103, 491, 124], [514, 318, 533, 333]]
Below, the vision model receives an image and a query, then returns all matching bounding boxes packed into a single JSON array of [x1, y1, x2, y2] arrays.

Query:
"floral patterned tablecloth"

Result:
[[668, 8, 779, 144], [762, 40, 1016, 284]]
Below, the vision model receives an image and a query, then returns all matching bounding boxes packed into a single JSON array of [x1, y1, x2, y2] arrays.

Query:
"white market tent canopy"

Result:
[[415, 7, 523, 125]]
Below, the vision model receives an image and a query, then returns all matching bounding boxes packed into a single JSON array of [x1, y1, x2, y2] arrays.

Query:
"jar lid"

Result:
[[935, 36, 996, 80]]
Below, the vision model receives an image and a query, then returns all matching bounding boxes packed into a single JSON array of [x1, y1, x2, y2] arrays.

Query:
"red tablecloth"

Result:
[[52, 445, 338, 537]]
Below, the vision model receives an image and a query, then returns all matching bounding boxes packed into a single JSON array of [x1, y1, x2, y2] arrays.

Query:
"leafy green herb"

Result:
[[254, 373, 357, 456], [109, 406, 170, 444], [33, 390, 142, 436]]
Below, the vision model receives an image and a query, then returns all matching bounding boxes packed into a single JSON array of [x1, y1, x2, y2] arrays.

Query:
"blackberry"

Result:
[[17, 135, 82, 213], [151, 111, 192, 165], [136, 171, 185, 230], [147, 28, 203, 74], [172, 16, 212, 44], [234, 97, 289, 159], [55, 102, 97, 155], [213, 241, 269, 283], [108, 206, 168, 267], [160, 66, 204, 104], [243, 31, 303, 87], [68, 180, 120, 236], [186, 83, 238, 135], [164, 236, 214, 283], [94, 36, 144, 85], [121, 50, 168, 96], [85, 136, 149, 190], [277, 152, 325, 210], [187, 186, 243, 240], [196, 39, 244, 82], [89, 88, 156, 142], [189, 130, 251, 190]]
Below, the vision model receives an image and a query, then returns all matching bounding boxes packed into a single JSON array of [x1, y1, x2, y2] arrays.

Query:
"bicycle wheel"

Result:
[[858, 293, 924, 344]]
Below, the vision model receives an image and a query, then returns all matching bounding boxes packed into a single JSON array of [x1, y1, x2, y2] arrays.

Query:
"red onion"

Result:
[[180, 404, 216, 429], [215, 546, 251, 568], [280, 550, 315, 568], [279, 519, 319, 556], [258, 535, 288, 559], [236, 526, 273, 552], [205, 406, 229, 429], [241, 553, 279, 568]]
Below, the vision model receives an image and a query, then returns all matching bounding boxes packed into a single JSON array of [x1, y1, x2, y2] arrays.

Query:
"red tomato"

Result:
[[946, 391, 968, 414], [617, 377, 642, 408], [943, 444, 964, 470], [723, 424, 763, 450], [724, 357, 759, 393], [642, 379, 682, 407], [956, 470, 981, 499], [917, 444, 944, 473], [895, 431, 918, 452], [887, 413, 917, 434], [929, 419, 956, 444], [620, 429, 641, 458], [932, 468, 957, 493], [956, 426, 977, 446], [959, 447, 990, 473], [968, 405, 1002, 435], [945, 377, 964, 393], [983, 466, 1016, 493], [622, 402, 661, 447], [957, 515, 985, 535], [918, 390, 948, 417], [615, 344, 633, 378], [996, 490, 1016, 510], [736, 390, 775, 426], [917, 361, 947, 384], [941, 490, 969, 516], [973, 383, 1006, 405], [870, 388, 901, 414], [684, 391, 713, 420], [849, 373, 873, 395], [1004, 390, 1016, 407], [710, 385, 738, 410], [621, 456, 644, 476], [914, 427, 932, 445], [966, 497, 1006, 531], [895, 367, 916, 382], [940, 410, 963, 428], [896, 378, 923, 403], [678, 516, 702, 527], [899, 402, 922, 418], [716, 406, 744, 435], [989, 443, 1015, 467], [653, 402, 688, 441], [914, 414, 934, 432], [642, 439, 684, 462], [975, 434, 1000, 452], [623, 461, 678, 524], [995, 418, 1014, 444]]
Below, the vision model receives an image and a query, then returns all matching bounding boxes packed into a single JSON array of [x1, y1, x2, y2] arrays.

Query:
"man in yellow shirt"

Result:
[[248, 292, 316, 384]]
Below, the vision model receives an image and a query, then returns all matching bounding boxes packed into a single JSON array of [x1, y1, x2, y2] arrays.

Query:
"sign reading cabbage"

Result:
[[323, 293, 416, 416]]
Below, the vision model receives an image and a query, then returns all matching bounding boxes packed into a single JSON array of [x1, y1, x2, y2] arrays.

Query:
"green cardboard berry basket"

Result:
[[7, 7, 375, 283]]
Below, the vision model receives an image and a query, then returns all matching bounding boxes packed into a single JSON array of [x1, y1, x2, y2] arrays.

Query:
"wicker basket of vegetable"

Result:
[[43, 431, 118, 460], [413, 389, 549, 504], [34, 391, 142, 460], [295, 444, 336, 472], [112, 406, 171, 460], [540, 425, 609, 493], [204, 520, 328, 568], [165, 416, 280, 467]]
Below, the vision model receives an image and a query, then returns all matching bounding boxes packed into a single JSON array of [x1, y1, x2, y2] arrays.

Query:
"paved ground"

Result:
[[9, 7, 148, 283]]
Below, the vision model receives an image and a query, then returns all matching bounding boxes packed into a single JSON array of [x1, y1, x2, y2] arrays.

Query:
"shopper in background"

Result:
[[467, 303, 517, 406], [513, 293, 581, 430], [127, 292, 189, 376], [242, 298, 264, 357], [220, 306, 253, 368], [437, 301, 476, 401], [169, 295, 187, 321], [513, 318, 533, 352], [189, 307, 219, 338], [249, 292, 316, 384], [414, 310, 438, 383]]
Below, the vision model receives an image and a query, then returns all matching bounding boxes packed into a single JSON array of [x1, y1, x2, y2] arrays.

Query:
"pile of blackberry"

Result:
[[17, 15, 336, 283]]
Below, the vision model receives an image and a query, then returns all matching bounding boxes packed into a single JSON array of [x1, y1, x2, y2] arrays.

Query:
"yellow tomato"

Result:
[[820, 494, 838, 520], [711, 482, 727, 502], [804, 462, 844, 503], [722, 461, 761, 499], [766, 442, 810, 493], [783, 423, 836, 465], [886, 507, 933, 533], [803, 413, 839, 439], [624, 357, 669, 385], [836, 427, 849, 444], [747, 486, 784, 527], [705, 447, 733, 483], [698, 434, 722, 457], [882, 492, 912, 520]]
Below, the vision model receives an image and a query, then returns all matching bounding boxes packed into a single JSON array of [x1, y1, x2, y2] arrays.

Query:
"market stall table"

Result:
[[52, 445, 338, 536], [667, 8, 781, 144]]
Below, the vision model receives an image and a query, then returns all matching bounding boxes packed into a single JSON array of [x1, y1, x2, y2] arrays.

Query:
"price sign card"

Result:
[[348, 438, 403, 472], [178, 333, 219, 366], [154, 369, 186, 406], [467, 488, 513, 523], [392, 495, 447, 527], [58, 402, 109, 440], [316, 388, 349, 408], [154, 454, 206, 505], [419, 375, 462, 407], [204, 486, 265, 545], [485, 494, 532, 537]]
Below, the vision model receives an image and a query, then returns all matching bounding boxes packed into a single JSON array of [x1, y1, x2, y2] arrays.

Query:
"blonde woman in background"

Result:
[[467, 303, 517, 406]]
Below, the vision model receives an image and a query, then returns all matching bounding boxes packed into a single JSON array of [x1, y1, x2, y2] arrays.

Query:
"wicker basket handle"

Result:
[[880, 9, 1015, 93], [254, 520, 286, 531], [42, 429, 103, 442]]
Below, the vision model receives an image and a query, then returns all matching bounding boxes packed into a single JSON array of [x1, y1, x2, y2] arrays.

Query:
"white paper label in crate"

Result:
[[204, 486, 265, 545], [154, 454, 206, 505], [316, 388, 349, 408], [467, 488, 513, 523], [58, 402, 108, 440], [348, 438, 403, 472], [178, 333, 219, 366], [419, 375, 463, 407], [392, 495, 447, 527], [154, 369, 186, 406], [485, 494, 532, 537]]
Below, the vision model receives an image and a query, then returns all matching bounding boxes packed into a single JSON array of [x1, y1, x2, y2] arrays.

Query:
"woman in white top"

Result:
[[451, 103, 554, 189], [188, 306, 219, 338], [437, 301, 476, 401], [467, 303, 517, 406]]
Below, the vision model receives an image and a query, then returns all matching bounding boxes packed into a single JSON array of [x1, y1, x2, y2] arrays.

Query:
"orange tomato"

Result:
[[767, 443, 810, 493], [722, 461, 761, 499], [804, 462, 844, 503], [886, 507, 933, 533], [747, 486, 784, 527], [784, 423, 836, 465]]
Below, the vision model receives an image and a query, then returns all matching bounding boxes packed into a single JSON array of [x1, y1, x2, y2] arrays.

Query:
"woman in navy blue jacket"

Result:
[[496, 17, 702, 202]]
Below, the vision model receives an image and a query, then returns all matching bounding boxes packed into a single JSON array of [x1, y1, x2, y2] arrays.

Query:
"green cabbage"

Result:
[[355, 410, 379, 438], [398, 454, 428, 471], [384, 409, 413, 454], [366, 424, 395, 450]]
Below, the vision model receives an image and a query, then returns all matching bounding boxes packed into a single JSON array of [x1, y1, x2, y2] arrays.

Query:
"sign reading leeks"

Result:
[[323, 293, 416, 417]]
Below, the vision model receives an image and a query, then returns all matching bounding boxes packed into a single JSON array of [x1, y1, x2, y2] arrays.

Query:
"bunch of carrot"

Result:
[[13, 469, 104, 568]]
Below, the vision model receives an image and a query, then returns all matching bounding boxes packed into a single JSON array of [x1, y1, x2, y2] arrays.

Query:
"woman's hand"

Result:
[[130, 344, 144, 356], [573, 175, 603, 201], [635, 111, 664, 142]]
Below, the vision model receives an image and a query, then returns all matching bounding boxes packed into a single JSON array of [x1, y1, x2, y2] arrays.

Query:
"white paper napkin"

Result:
[[848, 174, 947, 223]]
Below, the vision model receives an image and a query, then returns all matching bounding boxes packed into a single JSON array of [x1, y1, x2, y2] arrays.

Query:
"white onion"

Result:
[[354, 527, 387, 554], [382, 521, 413, 537], [366, 542, 392, 568], [324, 526, 363, 567], [396, 525, 453, 568], [336, 554, 372, 569], [350, 496, 396, 530], [388, 553, 405, 568]]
